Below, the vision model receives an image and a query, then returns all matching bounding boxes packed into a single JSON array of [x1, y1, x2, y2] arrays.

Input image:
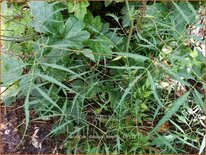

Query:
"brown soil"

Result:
[[0, 98, 65, 154]]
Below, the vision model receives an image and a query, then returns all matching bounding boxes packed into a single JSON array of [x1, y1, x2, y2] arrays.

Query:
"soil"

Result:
[[0, 98, 65, 154]]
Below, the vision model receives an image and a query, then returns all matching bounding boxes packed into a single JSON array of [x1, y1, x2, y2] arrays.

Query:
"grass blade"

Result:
[[106, 74, 142, 125], [151, 92, 190, 133], [37, 73, 77, 94], [34, 86, 63, 112], [193, 89, 205, 111], [147, 70, 164, 120], [41, 63, 78, 75], [106, 66, 145, 70], [199, 135, 205, 154], [114, 52, 149, 62], [172, 2, 189, 24]]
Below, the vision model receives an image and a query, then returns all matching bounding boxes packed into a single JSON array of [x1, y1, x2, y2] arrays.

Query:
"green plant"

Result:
[[1, 1, 205, 154]]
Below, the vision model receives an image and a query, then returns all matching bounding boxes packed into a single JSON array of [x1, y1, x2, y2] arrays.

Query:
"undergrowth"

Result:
[[1, 0, 205, 154]]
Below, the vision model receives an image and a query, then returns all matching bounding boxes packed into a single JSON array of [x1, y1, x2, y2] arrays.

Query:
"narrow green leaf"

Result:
[[115, 74, 142, 112], [24, 94, 30, 131], [41, 63, 78, 75], [147, 70, 164, 120], [151, 92, 189, 133], [172, 2, 189, 24], [186, 2, 197, 15], [199, 135, 205, 154], [37, 73, 77, 94], [170, 120, 185, 134], [34, 86, 63, 112], [174, 131, 198, 149], [106, 66, 145, 70], [193, 89, 205, 111], [106, 74, 142, 125], [152, 134, 177, 153], [63, 126, 84, 143], [114, 52, 149, 62], [157, 62, 191, 87], [50, 120, 72, 135]]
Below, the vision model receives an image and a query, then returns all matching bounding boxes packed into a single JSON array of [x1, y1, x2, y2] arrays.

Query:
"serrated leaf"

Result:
[[106, 13, 119, 23], [84, 11, 102, 33], [67, 1, 89, 21], [50, 17, 90, 49], [29, 2, 52, 21], [29, 1, 64, 33]]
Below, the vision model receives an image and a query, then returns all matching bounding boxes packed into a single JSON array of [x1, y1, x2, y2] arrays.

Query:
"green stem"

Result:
[[125, 0, 135, 104]]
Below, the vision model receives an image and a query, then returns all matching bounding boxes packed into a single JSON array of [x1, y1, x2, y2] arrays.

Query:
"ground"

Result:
[[0, 98, 65, 154]]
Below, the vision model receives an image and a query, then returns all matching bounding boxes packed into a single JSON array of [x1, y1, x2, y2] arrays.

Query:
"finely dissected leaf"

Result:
[[67, 1, 89, 21], [37, 73, 77, 94], [151, 92, 189, 133], [136, 32, 157, 49]]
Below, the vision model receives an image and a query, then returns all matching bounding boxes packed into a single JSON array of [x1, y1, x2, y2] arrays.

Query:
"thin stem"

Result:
[[125, 0, 135, 104]]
